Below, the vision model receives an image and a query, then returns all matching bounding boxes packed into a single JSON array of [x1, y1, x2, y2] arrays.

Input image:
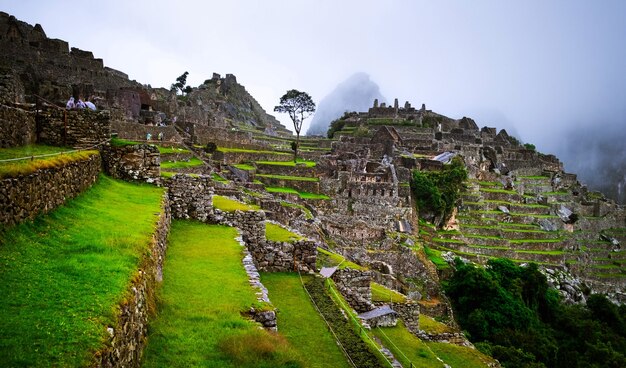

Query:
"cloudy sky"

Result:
[[3, 1, 626, 169]]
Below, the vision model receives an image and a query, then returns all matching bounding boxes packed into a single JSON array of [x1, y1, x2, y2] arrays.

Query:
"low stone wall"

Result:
[[211, 209, 265, 245], [101, 143, 160, 185], [391, 302, 421, 335], [0, 103, 36, 148], [111, 120, 181, 143], [212, 150, 292, 165], [250, 239, 317, 272], [37, 107, 111, 149], [95, 194, 171, 367], [0, 152, 101, 227], [166, 175, 214, 221], [332, 268, 375, 313]]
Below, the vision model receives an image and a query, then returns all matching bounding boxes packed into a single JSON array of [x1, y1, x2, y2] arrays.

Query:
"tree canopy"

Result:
[[171, 71, 193, 95], [274, 89, 315, 161]]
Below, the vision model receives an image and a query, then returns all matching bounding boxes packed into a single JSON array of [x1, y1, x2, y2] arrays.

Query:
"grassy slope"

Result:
[[213, 195, 260, 211], [142, 221, 302, 368], [373, 321, 494, 368], [160, 157, 204, 169], [0, 144, 98, 178], [261, 273, 351, 368], [265, 222, 303, 243], [0, 175, 164, 367]]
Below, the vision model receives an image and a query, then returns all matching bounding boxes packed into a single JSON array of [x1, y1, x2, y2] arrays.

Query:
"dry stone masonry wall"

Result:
[[102, 143, 160, 185], [0, 103, 35, 147], [96, 194, 171, 368], [0, 152, 101, 227], [166, 175, 214, 221], [37, 107, 111, 149]]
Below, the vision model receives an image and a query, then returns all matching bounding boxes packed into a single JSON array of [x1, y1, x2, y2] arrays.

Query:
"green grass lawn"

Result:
[[265, 186, 330, 200], [257, 174, 319, 182], [255, 160, 316, 167], [316, 248, 364, 270], [261, 273, 351, 368], [160, 157, 204, 169], [374, 321, 495, 368], [0, 175, 164, 367], [233, 163, 256, 171], [156, 145, 190, 154], [212, 172, 229, 183], [213, 195, 260, 212], [419, 314, 454, 335], [142, 221, 303, 368], [265, 222, 303, 243], [217, 147, 290, 155], [371, 282, 407, 303], [0, 144, 99, 178]]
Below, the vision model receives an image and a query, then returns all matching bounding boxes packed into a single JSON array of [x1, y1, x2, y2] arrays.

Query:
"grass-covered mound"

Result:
[[142, 221, 303, 368], [265, 222, 303, 243], [160, 157, 204, 169], [213, 195, 260, 212], [0, 175, 164, 367], [261, 273, 351, 368], [0, 144, 99, 178]]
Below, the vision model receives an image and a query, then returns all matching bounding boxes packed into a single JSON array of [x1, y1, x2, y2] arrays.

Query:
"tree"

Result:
[[274, 90, 316, 162], [171, 71, 193, 95]]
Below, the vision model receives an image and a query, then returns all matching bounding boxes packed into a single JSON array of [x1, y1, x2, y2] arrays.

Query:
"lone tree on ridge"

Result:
[[171, 71, 193, 95], [274, 89, 316, 162]]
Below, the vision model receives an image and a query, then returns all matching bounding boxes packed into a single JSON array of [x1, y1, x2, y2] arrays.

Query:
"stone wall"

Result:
[[212, 150, 292, 165], [111, 120, 181, 143], [0, 103, 35, 148], [101, 143, 160, 185], [391, 302, 421, 335], [249, 239, 317, 272], [0, 152, 100, 227], [166, 175, 214, 222], [95, 194, 171, 367], [256, 176, 320, 194], [211, 209, 265, 245], [37, 107, 111, 149], [332, 268, 375, 313]]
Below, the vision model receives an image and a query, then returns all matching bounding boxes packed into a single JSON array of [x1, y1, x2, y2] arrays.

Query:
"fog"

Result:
[[306, 73, 385, 136], [3, 0, 626, 202]]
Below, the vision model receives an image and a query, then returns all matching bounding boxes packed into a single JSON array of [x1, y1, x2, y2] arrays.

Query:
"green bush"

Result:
[[410, 156, 467, 223]]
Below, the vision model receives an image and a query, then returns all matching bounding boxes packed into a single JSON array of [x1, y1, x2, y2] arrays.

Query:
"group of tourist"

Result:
[[66, 96, 96, 110]]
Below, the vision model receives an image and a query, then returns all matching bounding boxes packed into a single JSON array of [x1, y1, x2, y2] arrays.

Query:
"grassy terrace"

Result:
[[157, 145, 190, 154], [317, 248, 364, 270], [213, 195, 260, 211], [233, 163, 255, 171], [217, 147, 290, 155], [0, 144, 99, 179], [371, 282, 407, 303], [373, 321, 495, 368], [261, 273, 351, 368], [257, 174, 319, 182], [280, 201, 313, 219], [265, 222, 303, 243], [160, 157, 204, 169], [0, 175, 164, 367], [143, 222, 302, 367], [255, 159, 316, 167], [266, 186, 330, 199]]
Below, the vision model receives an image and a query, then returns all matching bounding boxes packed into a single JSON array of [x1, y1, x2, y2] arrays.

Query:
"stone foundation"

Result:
[[101, 143, 160, 185], [95, 193, 171, 367], [0, 152, 100, 227]]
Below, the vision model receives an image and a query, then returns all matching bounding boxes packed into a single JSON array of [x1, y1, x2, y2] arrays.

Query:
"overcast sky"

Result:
[[3, 1, 626, 160]]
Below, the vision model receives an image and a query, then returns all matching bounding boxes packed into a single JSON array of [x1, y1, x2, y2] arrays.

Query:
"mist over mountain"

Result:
[[306, 73, 385, 136], [556, 120, 626, 204]]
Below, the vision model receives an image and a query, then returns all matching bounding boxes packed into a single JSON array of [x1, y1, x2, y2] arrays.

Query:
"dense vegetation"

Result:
[[446, 258, 626, 368], [410, 156, 468, 223]]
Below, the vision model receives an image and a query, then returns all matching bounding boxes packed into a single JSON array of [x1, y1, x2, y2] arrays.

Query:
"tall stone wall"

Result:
[[166, 175, 214, 221], [37, 107, 111, 149], [0, 152, 101, 227], [111, 120, 181, 143], [101, 143, 160, 185], [95, 194, 171, 367], [0, 103, 36, 147]]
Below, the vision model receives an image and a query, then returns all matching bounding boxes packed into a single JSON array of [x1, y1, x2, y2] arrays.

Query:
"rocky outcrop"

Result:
[[0, 152, 101, 227]]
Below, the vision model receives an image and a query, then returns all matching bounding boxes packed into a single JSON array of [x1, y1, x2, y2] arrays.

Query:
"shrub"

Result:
[[204, 142, 217, 153], [524, 143, 536, 151]]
